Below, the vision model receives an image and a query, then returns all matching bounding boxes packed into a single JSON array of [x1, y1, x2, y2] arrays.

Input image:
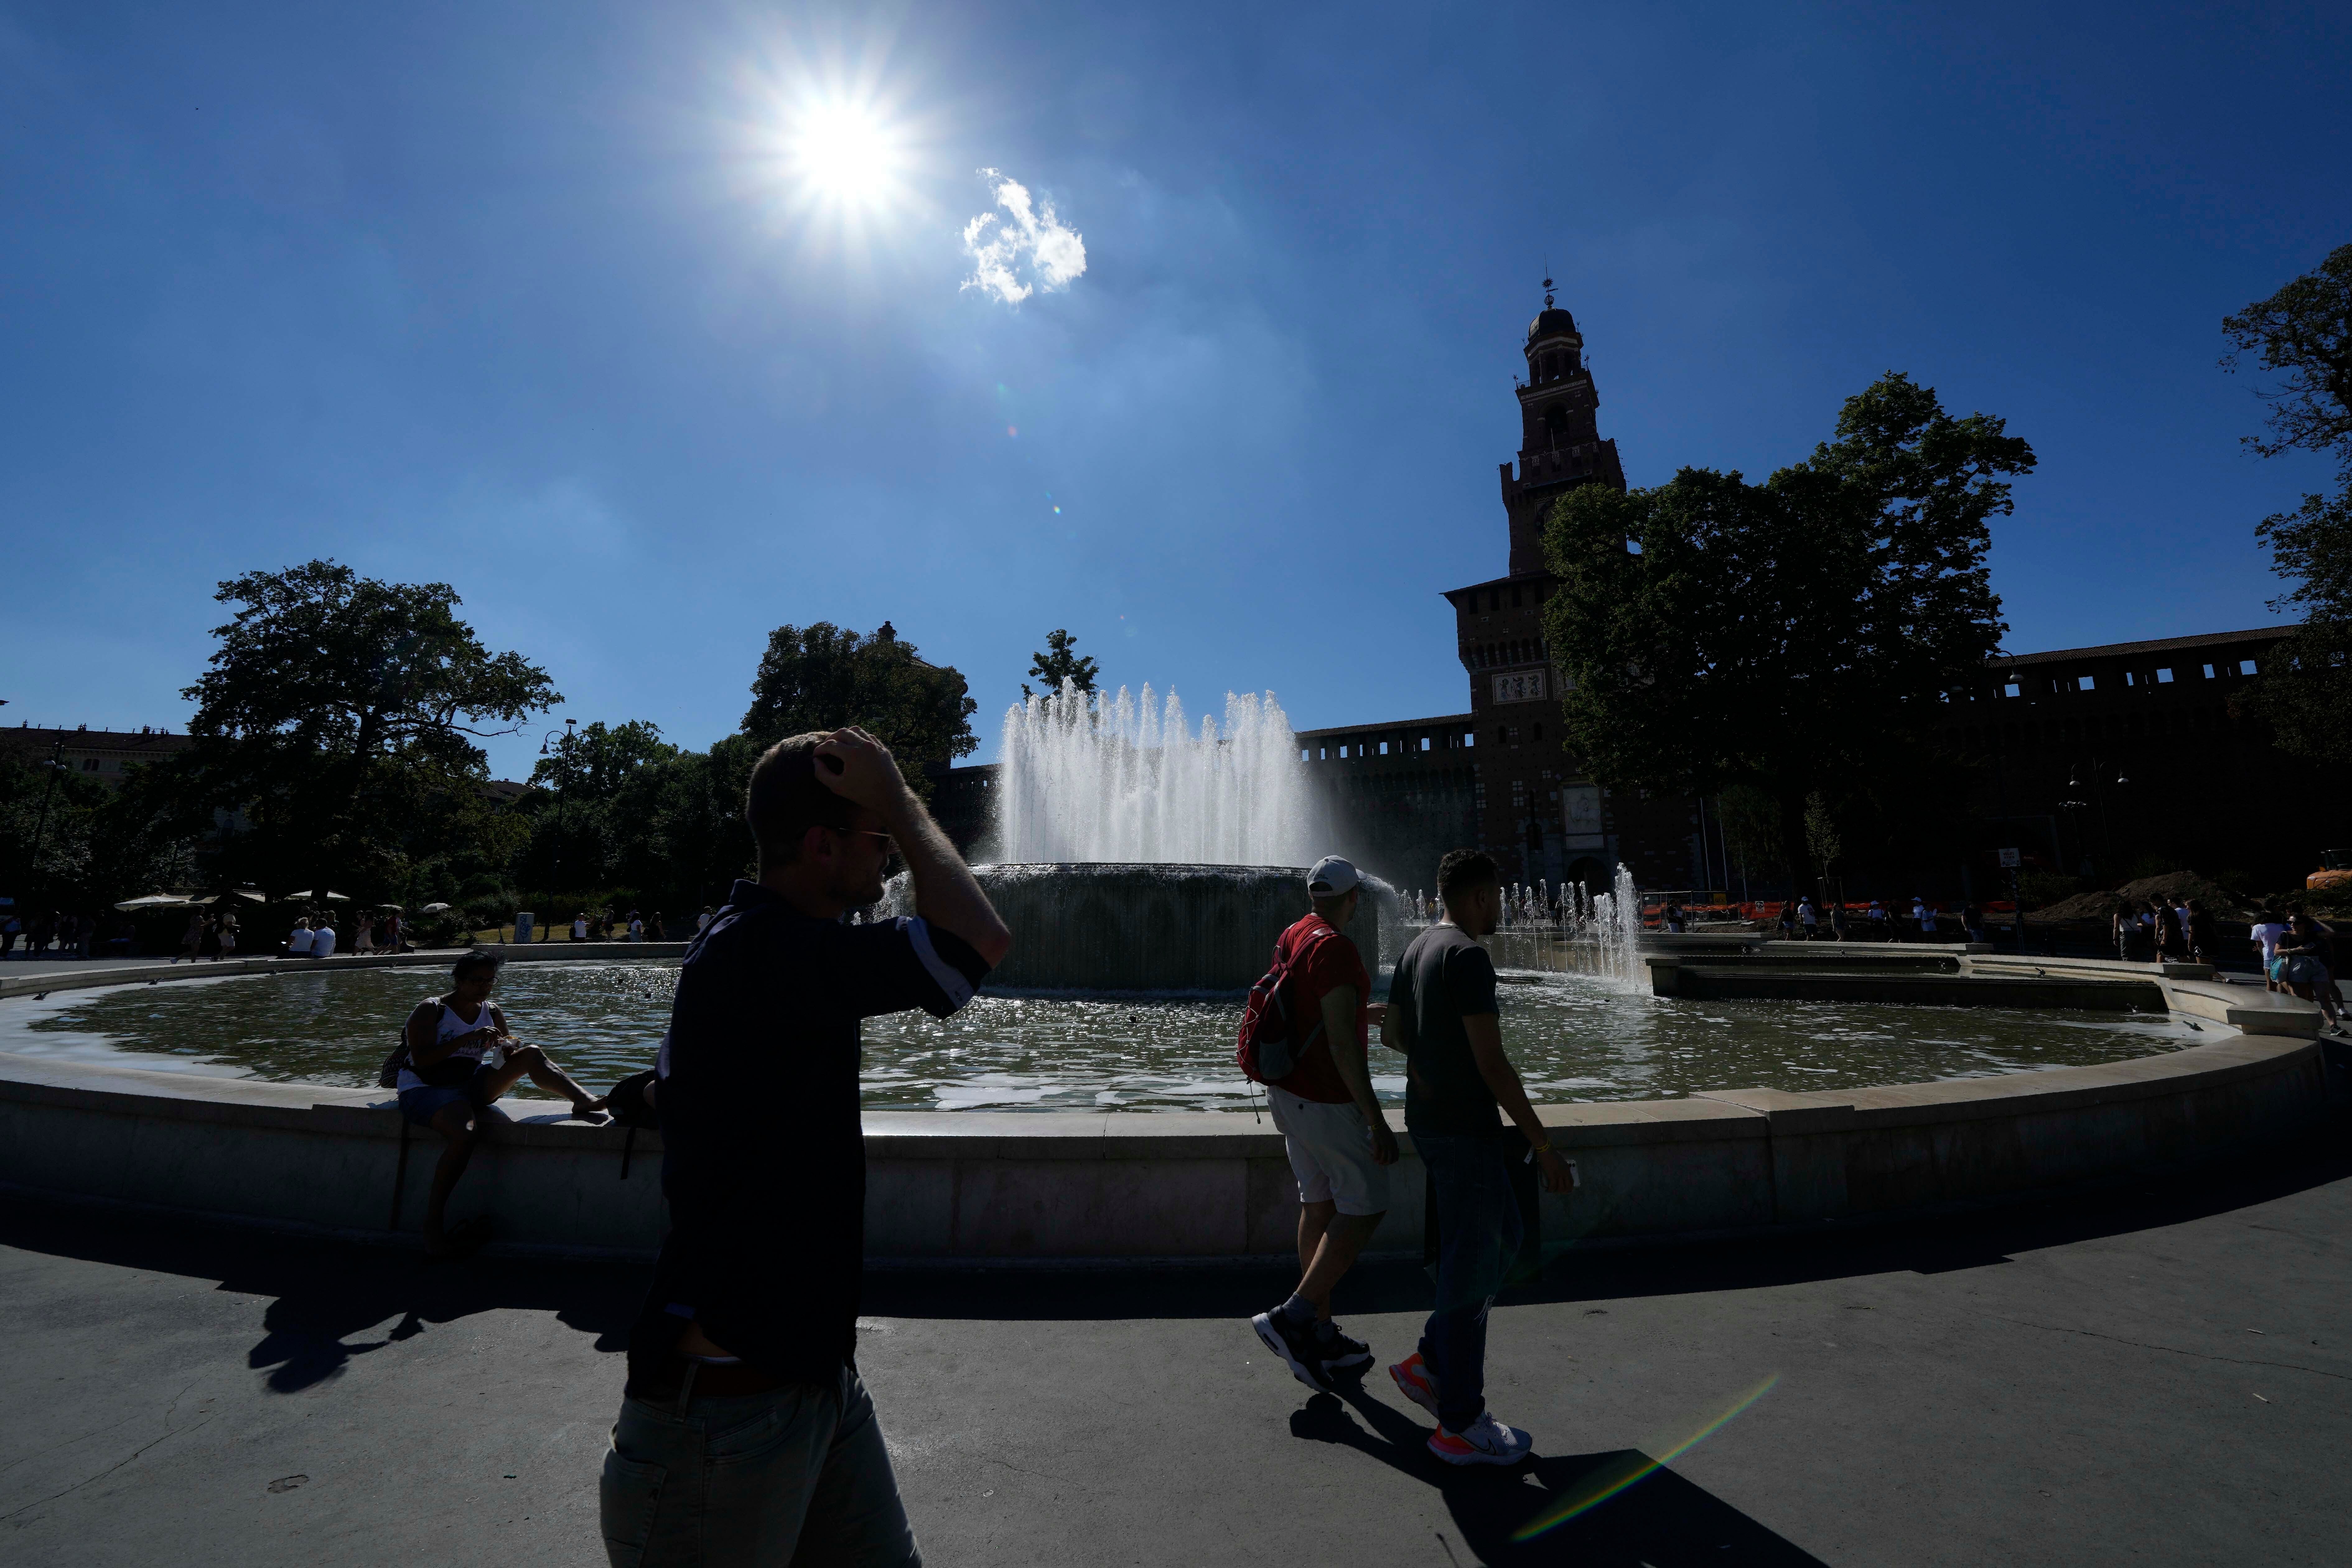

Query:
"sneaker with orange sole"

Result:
[[1426, 1409, 1533, 1466], [1388, 1352, 1440, 1418]]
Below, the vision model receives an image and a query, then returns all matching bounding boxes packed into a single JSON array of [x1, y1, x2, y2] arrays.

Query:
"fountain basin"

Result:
[[0, 952, 2329, 1261], [903, 862, 1395, 992]]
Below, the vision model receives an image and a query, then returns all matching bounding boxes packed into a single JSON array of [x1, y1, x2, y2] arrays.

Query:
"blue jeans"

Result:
[[600, 1365, 919, 1567], [1415, 1132, 1525, 1433]]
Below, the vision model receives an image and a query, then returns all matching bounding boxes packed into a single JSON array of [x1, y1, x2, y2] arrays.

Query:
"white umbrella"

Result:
[[374, 903, 404, 912], [419, 902, 453, 914], [114, 894, 198, 911]]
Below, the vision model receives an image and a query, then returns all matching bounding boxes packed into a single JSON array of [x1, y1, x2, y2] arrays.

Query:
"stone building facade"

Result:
[[0, 724, 193, 788], [1937, 625, 2344, 890]]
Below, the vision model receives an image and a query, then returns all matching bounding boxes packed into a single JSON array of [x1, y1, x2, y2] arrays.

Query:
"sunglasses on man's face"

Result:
[[834, 827, 897, 856]]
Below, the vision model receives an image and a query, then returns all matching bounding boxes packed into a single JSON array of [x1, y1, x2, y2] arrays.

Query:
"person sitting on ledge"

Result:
[[397, 949, 608, 1257], [285, 916, 315, 959]]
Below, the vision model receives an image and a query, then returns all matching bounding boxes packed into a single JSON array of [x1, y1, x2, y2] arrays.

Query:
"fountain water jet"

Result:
[[996, 679, 1314, 865], [886, 679, 1391, 991]]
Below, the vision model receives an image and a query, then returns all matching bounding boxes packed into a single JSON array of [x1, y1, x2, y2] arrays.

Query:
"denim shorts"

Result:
[[398, 1071, 491, 1127]]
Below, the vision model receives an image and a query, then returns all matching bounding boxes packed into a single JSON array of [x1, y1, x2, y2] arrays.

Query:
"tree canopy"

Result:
[[741, 621, 977, 791], [2224, 242, 2352, 761], [0, 754, 196, 909], [172, 559, 558, 897], [1023, 628, 1099, 702], [1540, 371, 2028, 884], [527, 720, 679, 802]]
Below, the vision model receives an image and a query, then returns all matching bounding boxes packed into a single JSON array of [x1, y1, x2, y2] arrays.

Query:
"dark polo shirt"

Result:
[[626, 879, 989, 1387]]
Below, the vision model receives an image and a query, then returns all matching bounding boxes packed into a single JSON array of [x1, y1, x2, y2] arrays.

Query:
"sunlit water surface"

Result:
[[1, 961, 2203, 1112]]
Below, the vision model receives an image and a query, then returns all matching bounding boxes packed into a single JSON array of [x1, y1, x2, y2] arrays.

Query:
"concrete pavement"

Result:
[[3, 1125, 2349, 1566]]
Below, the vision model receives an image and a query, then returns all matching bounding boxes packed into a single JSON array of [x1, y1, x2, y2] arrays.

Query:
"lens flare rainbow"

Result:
[[1509, 1372, 1781, 1542]]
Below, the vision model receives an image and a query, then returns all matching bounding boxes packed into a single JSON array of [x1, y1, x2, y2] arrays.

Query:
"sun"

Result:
[[787, 100, 905, 207]]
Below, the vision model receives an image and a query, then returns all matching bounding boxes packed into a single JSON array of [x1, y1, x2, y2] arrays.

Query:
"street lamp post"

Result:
[[2061, 757, 2130, 878], [537, 718, 578, 921], [25, 734, 65, 895]]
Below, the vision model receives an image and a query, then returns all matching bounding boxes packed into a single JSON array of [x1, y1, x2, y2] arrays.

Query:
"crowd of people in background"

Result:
[[0, 909, 131, 960]]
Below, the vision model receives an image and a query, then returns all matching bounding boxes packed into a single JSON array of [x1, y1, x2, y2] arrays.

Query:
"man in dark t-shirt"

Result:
[[1247, 856, 1399, 1393], [1384, 849, 1578, 1468], [600, 727, 1011, 1568]]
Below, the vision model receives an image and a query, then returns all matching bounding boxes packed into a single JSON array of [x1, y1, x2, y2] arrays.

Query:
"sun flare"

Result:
[[788, 100, 903, 206]]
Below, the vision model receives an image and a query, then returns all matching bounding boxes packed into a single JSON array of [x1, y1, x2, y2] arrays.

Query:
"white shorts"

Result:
[[1267, 1084, 1391, 1216]]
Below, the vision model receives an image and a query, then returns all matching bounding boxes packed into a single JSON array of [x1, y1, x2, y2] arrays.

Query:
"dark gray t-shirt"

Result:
[[1390, 923, 1505, 1137]]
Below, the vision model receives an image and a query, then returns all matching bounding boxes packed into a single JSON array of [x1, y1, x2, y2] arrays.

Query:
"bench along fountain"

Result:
[[0, 677, 2331, 1262]]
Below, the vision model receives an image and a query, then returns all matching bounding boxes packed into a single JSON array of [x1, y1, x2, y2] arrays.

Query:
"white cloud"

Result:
[[961, 169, 1087, 305]]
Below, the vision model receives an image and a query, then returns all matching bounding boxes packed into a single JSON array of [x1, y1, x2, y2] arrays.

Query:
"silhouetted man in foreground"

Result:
[[600, 727, 1012, 1568]]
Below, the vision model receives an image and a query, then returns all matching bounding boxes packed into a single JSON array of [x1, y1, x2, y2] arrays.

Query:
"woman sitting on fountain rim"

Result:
[[396, 949, 608, 1258]]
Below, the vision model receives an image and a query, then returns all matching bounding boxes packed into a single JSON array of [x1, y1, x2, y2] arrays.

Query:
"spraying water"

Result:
[[996, 679, 1315, 865], [1420, 862, 1645, 988]]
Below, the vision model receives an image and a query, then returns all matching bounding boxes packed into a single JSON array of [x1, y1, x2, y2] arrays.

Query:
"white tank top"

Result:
[[395, 999, 500, 1090]]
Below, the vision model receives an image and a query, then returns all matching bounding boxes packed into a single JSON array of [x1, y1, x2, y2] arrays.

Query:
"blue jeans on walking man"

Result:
[[600, 1365, 919, 1567], [1416, 1131, 1524, 1433]]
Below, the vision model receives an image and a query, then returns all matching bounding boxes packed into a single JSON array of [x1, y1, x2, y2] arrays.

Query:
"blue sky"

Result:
[[4, 1, 2347, 781]]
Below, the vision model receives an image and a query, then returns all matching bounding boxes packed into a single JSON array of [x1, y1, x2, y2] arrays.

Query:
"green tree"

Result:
[[170, 560, 558, 898], [527, 720, 680, 801], [741, 621, 977, 793], [1541, 372, 2027, 888], [1023, 628, 1100, 702], [2223, 243, 2352, 760], [0, 754, 198, 909], [1713, 784, 1784, 879], [1803, 790, 1843, 896]]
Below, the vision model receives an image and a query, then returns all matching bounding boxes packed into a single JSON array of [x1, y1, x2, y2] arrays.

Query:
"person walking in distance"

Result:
[[1248, 856, 1398, 1392], [2252, 907, 2291, 991], [600, 727, 1011, 1568], [1386, 850, 1578, 1466]]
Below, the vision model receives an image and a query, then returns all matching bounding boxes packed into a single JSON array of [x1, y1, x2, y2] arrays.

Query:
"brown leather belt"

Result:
[[628, 1358, 789, 1403]]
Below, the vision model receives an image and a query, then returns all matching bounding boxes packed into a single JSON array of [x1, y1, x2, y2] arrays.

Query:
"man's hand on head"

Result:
[[814, 727, 911, 814]]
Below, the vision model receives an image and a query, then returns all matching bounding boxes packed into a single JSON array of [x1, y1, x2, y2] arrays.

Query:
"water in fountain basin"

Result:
[[7, 962, 2205, 1111]]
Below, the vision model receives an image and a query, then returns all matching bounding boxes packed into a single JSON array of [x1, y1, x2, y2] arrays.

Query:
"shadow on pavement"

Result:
[[862, 1123, 2352, 1322], [0, 1199, 641, 1393], [1289, 1385, 1823, 1566]]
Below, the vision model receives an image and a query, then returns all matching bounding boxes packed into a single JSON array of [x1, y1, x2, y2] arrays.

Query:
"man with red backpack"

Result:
[[1247, 856, 1399, 1393]]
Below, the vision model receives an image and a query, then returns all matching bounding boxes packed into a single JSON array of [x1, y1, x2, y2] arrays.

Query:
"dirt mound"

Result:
[[2024, 871, 2255, 924]]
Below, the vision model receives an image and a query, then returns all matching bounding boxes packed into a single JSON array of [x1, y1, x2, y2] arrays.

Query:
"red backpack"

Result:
[[1236, 923, 1339, 1085]]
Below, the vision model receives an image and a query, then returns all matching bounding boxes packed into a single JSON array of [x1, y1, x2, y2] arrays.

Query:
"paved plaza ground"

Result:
[[4, 1122, 2348, 1567]]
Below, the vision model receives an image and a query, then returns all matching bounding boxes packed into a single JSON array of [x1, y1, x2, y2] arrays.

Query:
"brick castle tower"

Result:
[[1441, 283, 1627, 886]]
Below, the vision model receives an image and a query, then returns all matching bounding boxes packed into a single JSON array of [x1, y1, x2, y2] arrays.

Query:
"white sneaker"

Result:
[[1426, 1409, 1534, 1466]]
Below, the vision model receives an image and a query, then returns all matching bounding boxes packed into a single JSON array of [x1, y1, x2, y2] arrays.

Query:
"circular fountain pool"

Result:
[[1, 959, 2205, 1112]]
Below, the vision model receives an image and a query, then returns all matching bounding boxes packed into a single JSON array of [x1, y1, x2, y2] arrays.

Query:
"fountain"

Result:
[[895, 679, 1391, 990], [996, 680, 1312, 864]]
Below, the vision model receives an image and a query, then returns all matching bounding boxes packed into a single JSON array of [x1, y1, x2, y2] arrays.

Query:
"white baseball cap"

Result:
[[1306, 856, 1363, 897]]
